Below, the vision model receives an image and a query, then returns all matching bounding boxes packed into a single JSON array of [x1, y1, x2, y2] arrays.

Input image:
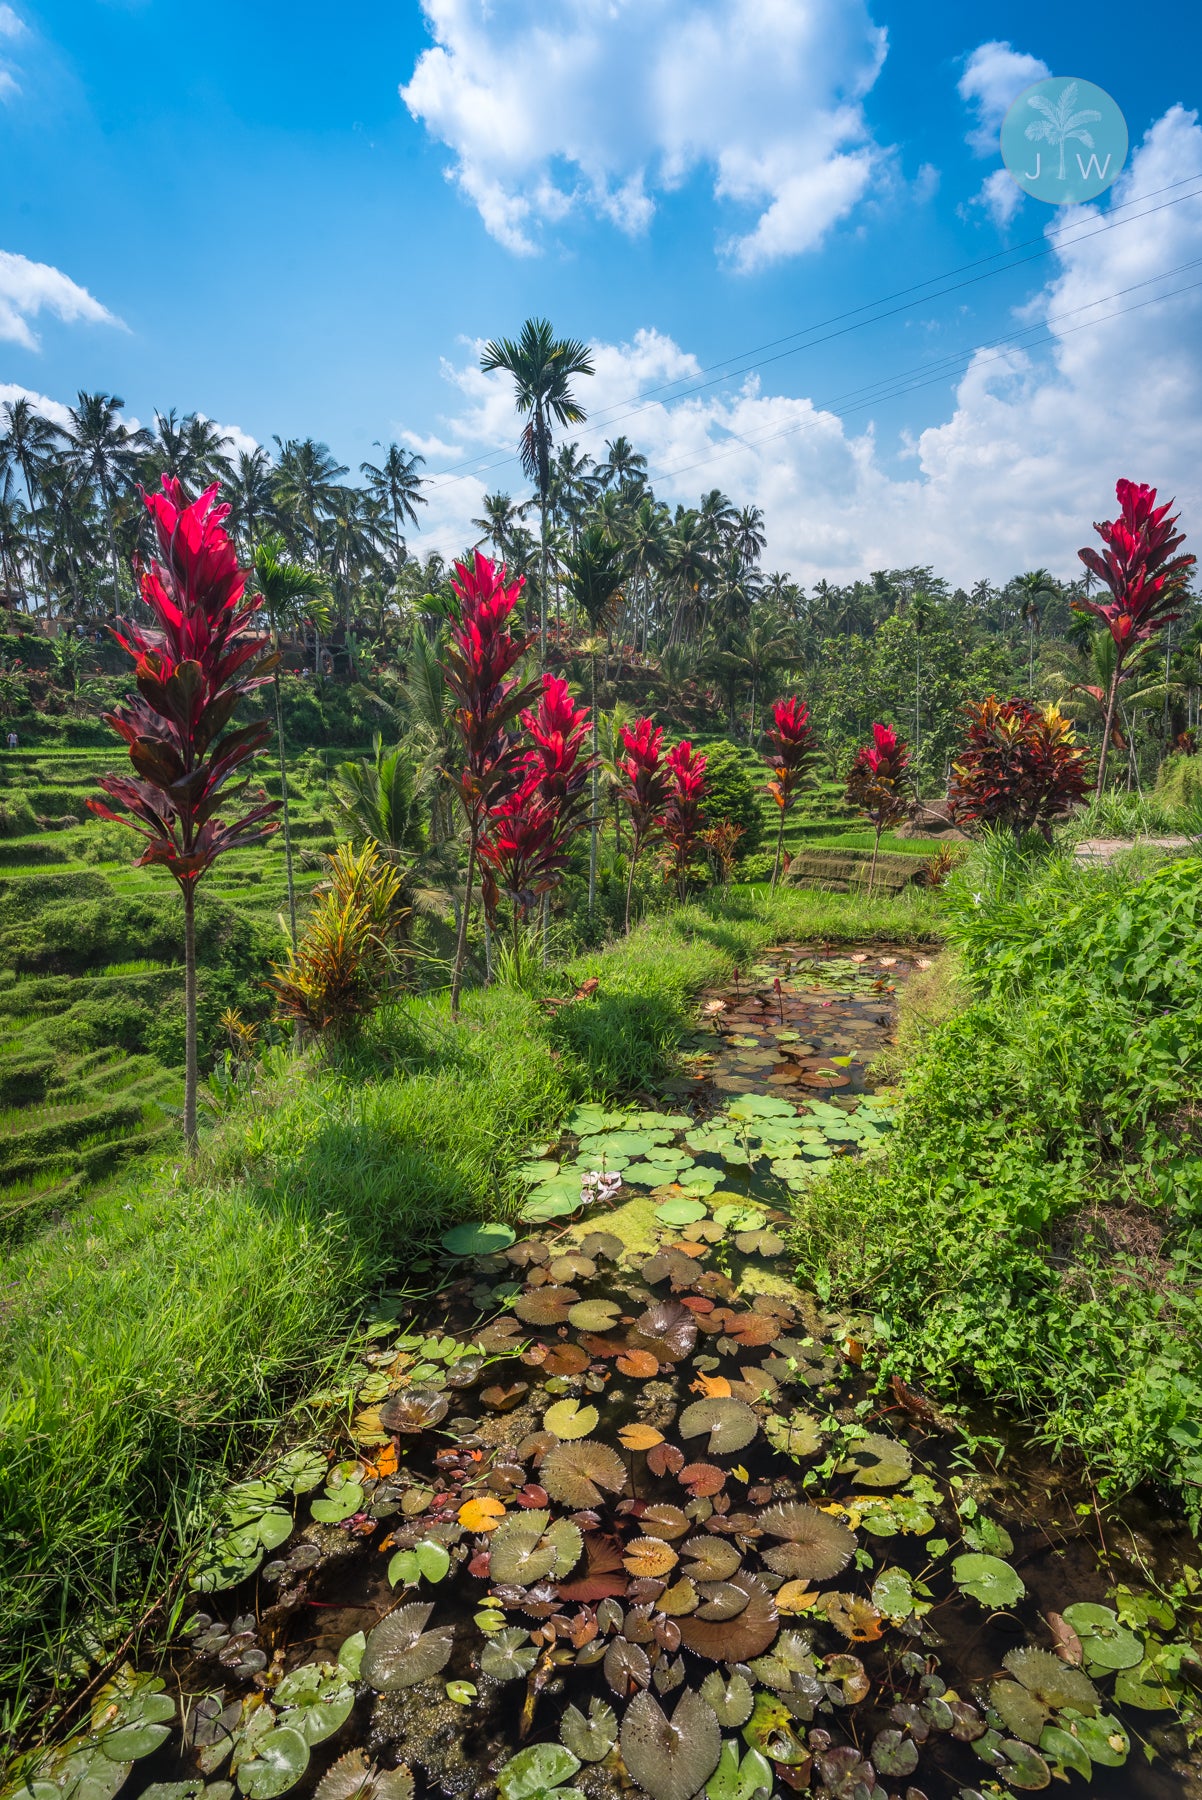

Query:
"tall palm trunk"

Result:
[[539, 489, 549, 663], [273, 667, 298, 949], [18, 452, 52, 610], [103, 480, 122, 617], [183, 883, 198, 1152], [588, 651, 599, 918]]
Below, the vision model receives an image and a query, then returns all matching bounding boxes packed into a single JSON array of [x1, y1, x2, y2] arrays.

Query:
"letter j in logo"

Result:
[[1001, 77, 1128, 204]]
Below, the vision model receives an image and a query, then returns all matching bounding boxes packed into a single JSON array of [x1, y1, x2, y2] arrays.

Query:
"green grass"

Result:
[[0, 880, 934, 1742], [791, 838, 1202, 1520]]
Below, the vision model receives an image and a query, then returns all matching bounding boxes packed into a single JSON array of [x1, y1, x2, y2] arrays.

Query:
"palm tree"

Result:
[[252, 534, 330, 948], [1024, 81, 1102, 182], [225, 447, 275, 556], [62, 393, 151, 613], [0, 469, 29, 604], [271, 437, 348, 561], [1, 396, 60, 608], [361, 443, 427, 567], [150, 410, 232, 493], [563, 521, 626, 916], [1012, 569, 1058, 692], [402, 629, 459, 845], [664, 511, 716, 645], [471, 491, 524, 560], [597, 436, 647, 491], [733, 505, 766, 567], [621, 495, 669, 655], [480, 318, 595, 660]]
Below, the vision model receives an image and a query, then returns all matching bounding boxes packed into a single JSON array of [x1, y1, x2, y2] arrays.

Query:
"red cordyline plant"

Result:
[[845, 722, 911, 896], [88, 478, 279, 1149], [477, 674, 594, 960], [659, 739, 708, 902], [949, 695, 1090, 844], [616, 716, 670, 932], [440, 550, 542, 1011], [1075, 479, 1196, 796], [763, 694, 817, 889]]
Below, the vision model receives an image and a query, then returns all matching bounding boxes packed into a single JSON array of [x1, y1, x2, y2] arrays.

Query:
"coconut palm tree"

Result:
[[1, 396, 61, 608], [0, 469, 30, 605], [62, 393, 151, 613], [664, 511, 716, 645], [252, 534, 330, 948], [226, 447, 275, 557], [733, 505, 766, 567], [621, 494, 670, 655], [361, 442, 427, 567], [271, 437, 348, 562], [480, 318, 595, 661], [1012, 568, 1058, 692], [151, 410, 233, 493], [564, 522, 626, 916], [471, 491, 524, 560], [597, 436, 647, 492]]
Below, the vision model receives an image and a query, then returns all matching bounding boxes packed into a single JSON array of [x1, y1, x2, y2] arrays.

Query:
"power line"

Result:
[[418, 175, 1202, 497]]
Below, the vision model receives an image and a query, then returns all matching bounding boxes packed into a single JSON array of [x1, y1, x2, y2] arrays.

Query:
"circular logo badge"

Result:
[[1001, 77, 1128, 204]]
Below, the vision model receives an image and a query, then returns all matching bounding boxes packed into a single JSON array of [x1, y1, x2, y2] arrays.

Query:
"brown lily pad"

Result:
[[679, 1397, 759, 1455], [541, 1440, 628, 1509], [677, 1573, 779, 1661]]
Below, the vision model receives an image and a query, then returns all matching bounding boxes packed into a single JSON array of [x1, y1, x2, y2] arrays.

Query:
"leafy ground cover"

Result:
[[0, 883, 933, 1743], [795, 840, 1202, 1518]]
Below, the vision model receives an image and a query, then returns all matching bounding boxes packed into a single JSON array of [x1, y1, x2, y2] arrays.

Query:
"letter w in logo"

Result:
[[1076, 152, 1112, 181]]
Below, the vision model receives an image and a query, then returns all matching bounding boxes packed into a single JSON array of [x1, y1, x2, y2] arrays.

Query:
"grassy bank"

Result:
[[794, 840, 1202, 1519], [0, 882, 934, 1740]]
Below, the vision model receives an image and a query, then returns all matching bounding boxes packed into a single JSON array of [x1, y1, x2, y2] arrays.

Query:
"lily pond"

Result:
[[14, 950, 1202, 1800]]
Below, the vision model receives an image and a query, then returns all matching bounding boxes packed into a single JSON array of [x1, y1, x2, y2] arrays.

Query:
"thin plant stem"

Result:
[[183, 883, 197, 1153]]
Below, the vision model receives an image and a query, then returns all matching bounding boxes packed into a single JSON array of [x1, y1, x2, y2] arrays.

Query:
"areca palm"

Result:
[[564, 521, 626, 916], [361, 442, 427, 566], [480, 318, 595, 660], [2, 395, 61, 608], [63, 392, 151, 613], [252, 534, 330, 947]]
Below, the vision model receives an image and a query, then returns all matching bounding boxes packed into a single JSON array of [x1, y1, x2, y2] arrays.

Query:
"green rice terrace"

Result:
[[3, 406, 1202, 1800]]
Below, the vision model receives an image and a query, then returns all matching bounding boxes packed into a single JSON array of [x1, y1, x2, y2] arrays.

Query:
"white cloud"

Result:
[[0, 249, 120, 350], [202, 417, 259, 459], [971, 167, 1024, 229], [401, 0, 889, 266], [0, 382, 73, 430], [411, 108, 1202, 587], [958, 39, 1050, 156], [0, 69, 17, 100], [0, 5, 26, 35]]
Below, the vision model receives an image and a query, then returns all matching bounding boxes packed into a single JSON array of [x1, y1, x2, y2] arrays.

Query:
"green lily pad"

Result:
[[1061, 1603, 1144, 1671], [740, 1694, 808, 1765], [445, 1682, 477, 1706], [497, 1743, 582, 1800], [952, 1552, 1025, 1608], [1066, 1710, 1131, 1763], [310, 1483, 364, 1523], [441, 1221, 516, 1257], [273, 1665, 355, 1745], [235, 1727, 310, 1800], [387, 1539, 451, 1588], [655, 1198, 709, 1225], [704, 1741, 772, 1800], [1112, 1659, 1177, 1710], [1037, 1725, 1092, 1781]]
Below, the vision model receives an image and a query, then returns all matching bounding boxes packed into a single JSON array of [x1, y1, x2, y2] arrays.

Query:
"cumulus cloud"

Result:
[[0, 382, 73, 430], [411, 108, 1202, 587], [0, 249, 119, 350], [0, 5, 26, 103], [958, 39, 1050, 155], [204, 417, 259, 459], [401, 0, 888, 266]]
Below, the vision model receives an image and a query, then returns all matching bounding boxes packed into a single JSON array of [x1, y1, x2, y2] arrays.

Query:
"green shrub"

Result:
[[1154, 750, 1202, 817], [698, 739, 764, 855], [0, 795, 36, 837]]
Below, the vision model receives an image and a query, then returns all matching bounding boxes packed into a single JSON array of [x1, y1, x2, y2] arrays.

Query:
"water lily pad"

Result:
[[604, 1638, 651, 1698], [387, 1538, 451, 1588], [480, 1628, 538, 1681], [677, 1574, 779, 1662], [837, 1432, 912, 1487], [763, 1411, 823, 1460], [311, 1752, 414, 1800], [441, 1222, 516, 1257], [952, 1552, 1026, 1608], [497, 1743, 582, 1800], [655, 1198, 709, 1226], [378, 1388, 449, 1434], [703, 1741, 771, 1800], [559, 1698, 618, 1762], [679, 1397, 758, 1455], [541, 1439, 627, 1509], [310, 1483, 363, 1524], [739, 1693, 808, 1765], [1060, 1603, 1144, 1671], [620, 1689, 721, 1800], [543, 1399, 599, 1440], [273, 1665, 355, 1745], [235, 1728, 310, 1800], [699, 1672, 755, 1728], [361, 1602, 454, 1691]]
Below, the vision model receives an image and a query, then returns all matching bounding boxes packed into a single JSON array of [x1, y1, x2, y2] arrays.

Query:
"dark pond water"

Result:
[[32, 948, 1201, 1800]]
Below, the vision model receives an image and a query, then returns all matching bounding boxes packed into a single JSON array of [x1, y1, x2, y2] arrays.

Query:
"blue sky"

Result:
[[2, 0, 1201, 584]]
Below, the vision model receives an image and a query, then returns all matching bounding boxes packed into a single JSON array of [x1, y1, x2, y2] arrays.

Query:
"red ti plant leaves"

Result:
[[763, 695, 817, 888], [439, 550, 542, 1009], [948, 695, 1089, 844], [1075, 479, 1196, 793], [616, 716, 671, 933], [89, 477, 279, 1150], [844, 722, 912, 896], [658, 739, 708, 903]]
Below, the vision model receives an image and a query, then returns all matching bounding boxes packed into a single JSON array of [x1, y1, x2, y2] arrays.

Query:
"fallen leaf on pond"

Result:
[[616, 1350, 660, 1379], [690, 1374, 732, 1397], [817, 1591, 884, 1641], [458, 1494, 507, 1532], [617, 1424, 664, 1451], [775, 1580, 821, 1613]]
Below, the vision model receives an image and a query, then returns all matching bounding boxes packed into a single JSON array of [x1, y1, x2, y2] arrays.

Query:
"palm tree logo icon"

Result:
[[1001, 76, 1127, 205], [1024, 80, 1102, 182]]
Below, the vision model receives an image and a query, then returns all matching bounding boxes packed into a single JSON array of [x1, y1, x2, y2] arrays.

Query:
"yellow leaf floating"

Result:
[[618, 1423, 665, 1451], [458, 1494, 507, 1532], [776, 1579, 821, 1613]]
